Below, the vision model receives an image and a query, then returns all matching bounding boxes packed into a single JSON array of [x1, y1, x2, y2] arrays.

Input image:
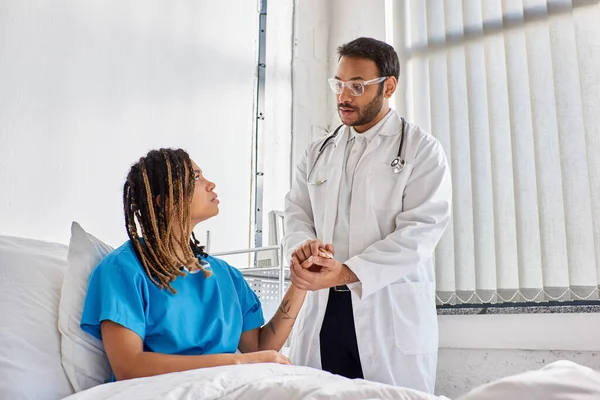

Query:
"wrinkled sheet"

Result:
[[62, 363, 447, 400]]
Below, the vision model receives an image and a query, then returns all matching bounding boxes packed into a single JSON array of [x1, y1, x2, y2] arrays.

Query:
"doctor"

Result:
[[283, 37, 452, 393]]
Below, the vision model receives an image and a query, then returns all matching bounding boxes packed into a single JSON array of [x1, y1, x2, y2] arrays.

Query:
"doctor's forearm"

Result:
[[340, 264, 359, 285], [258, 284, 306, 351]]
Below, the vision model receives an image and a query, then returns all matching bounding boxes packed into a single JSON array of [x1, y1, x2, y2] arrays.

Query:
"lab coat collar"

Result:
[[347, 109, 402, 142], [377, 109, 403, 137], [330, 109, 401, 152], [350, 109, 394, 143], [354, 110, 401, 176]]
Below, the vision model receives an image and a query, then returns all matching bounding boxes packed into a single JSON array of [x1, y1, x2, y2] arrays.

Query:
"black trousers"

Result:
[[319, 288, 364, 379]]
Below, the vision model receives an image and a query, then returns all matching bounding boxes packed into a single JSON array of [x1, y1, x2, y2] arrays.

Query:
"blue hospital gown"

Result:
[[80, 241, 264, 357]]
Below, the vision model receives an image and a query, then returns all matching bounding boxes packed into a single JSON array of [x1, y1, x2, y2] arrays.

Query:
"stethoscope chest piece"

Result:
[[391, 157, 406, 174]]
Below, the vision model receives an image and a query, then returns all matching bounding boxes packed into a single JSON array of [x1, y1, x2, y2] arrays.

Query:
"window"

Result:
[[394, 0, 600, 304]]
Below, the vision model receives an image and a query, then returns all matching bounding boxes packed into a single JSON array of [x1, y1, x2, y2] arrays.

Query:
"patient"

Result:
[[80, 148, 306, 381]]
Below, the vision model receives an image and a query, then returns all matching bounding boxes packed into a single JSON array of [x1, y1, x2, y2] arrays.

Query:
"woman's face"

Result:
[[189, 160, 219, 225]]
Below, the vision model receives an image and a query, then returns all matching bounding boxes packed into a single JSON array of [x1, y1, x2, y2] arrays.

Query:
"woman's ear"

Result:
[[154, 194, 162, 207]]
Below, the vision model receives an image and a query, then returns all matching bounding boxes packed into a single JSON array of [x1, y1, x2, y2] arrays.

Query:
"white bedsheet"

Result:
[[62, 363, 448, 400]]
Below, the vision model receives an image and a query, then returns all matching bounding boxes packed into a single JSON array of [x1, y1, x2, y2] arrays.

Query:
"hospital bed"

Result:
[[0, 222, 442, 400], [2, 224, 599, 400]]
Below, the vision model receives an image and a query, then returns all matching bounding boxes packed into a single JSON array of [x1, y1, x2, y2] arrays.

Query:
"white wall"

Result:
[[291, 0, 331, 164], [0, 0, 260, 263], [260, 0, 294, 245]]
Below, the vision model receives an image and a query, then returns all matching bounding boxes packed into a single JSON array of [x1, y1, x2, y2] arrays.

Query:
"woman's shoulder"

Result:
[[93, 240, 144, 276]]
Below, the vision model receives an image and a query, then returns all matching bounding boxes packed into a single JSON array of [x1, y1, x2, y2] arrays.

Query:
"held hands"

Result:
[[290, 240, 348, 291], [291, 239, 335, 272], [238, 350, 291, 365]]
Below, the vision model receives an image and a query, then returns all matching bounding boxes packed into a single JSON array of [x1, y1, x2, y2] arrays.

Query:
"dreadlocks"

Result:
[[123, 148, 211, 294]]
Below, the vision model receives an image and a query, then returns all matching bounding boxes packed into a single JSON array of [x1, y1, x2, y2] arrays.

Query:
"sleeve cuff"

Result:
[[344, 258, 377, 300], [81, 314, 146, 342], [242, 311, 265, 333]]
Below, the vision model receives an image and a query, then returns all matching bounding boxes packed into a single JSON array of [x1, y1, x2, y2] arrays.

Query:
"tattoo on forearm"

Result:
[[265, 299, 297, 336], [268, 321, 276, 335], [278, 299, 296, 320]]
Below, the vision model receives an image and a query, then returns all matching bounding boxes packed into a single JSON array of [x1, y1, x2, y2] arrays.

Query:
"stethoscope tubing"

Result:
[[308, 118, 407, 184]]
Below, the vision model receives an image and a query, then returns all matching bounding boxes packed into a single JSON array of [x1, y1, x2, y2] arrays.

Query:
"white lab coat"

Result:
[[283, 110, 452, 393]]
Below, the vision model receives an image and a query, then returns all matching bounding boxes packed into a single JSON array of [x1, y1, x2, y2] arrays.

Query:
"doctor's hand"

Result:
[[290, 255, 357, 291], [292, 240, 334, 272]]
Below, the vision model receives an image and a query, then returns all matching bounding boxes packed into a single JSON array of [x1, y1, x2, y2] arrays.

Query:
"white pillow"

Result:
[[58, 222, 114, 392], [0, 235, 74, 400], [459, 360, 600, 400]]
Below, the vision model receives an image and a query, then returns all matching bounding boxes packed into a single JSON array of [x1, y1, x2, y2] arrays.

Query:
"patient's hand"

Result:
[[290, 255, 356, 291], [291, 240, 334, 272], [239, 350, 291, 366], [305, 249, 333, 272]]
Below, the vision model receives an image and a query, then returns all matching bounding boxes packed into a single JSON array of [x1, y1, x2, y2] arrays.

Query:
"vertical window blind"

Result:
[[396, 0, 600, 304]]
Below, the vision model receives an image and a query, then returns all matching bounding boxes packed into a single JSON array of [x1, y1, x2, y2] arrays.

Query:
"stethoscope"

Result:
[[307, 118, 407, 185]]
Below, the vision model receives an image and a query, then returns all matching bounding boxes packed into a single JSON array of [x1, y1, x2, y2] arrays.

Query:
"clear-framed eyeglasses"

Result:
[[328, 76, 388, 96]]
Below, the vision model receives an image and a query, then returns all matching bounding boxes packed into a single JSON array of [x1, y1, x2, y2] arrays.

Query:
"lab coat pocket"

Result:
[[388, 282, 438, 355], [370, 163, 413, 211]]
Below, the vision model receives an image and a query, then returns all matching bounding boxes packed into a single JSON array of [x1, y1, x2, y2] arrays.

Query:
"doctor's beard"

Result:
[[338, 92, 384, 128]]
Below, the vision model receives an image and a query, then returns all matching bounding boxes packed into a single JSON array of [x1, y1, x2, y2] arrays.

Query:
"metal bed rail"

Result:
[[212, 245, 288, 307]]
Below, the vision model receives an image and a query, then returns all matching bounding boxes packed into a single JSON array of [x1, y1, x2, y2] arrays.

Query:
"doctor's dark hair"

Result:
[[337, 37, 400, 83], [123, 148, 210, 294]]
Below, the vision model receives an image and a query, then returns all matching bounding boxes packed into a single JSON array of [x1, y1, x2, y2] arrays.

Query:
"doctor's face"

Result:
[[335, 56, 388, 132], [189, 160, 219, 225]]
